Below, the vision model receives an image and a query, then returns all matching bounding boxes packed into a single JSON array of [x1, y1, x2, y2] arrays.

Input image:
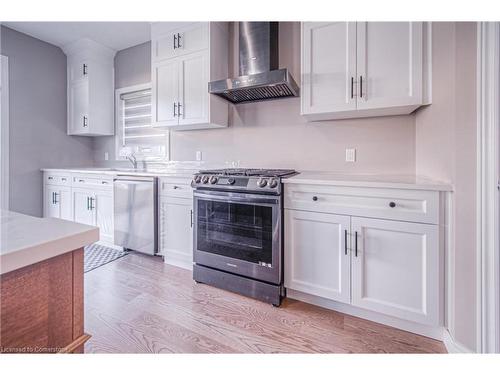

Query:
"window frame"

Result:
[[114, 82, 170, 162]]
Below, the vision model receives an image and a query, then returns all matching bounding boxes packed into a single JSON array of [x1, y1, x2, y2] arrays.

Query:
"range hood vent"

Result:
[[209, 22, 299, 104]]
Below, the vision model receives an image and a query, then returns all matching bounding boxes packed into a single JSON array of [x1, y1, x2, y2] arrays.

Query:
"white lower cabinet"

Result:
[[350, 217, 439, 326], [159, 196, 193, 269], [158, 176, 194, 269], [285, 210, 351, 303], [72, 187, 114, 244], [44, 185, 72, 220], [284, 183, 444, 330]]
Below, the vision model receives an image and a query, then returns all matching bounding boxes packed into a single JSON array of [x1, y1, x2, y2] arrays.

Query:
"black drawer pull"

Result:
[[344, 229, 348, 255], [389, 201, 396, 208], [312, 196, 318, 201]]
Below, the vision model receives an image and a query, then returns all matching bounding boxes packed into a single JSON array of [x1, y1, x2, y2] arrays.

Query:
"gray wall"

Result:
[[94, 24, 416, 174], [93, 42, 151, 167], [0, 26, 94, 216]]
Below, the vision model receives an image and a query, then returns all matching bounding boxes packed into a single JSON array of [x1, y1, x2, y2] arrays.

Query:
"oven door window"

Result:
[[196, 198, 274, 265]]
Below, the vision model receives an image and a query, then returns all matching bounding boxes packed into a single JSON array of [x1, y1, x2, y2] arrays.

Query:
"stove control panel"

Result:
[[191, 174, 282, 193]]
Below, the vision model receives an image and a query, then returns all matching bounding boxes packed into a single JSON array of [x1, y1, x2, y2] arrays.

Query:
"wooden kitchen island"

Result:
[[0, 210, 99, 353]]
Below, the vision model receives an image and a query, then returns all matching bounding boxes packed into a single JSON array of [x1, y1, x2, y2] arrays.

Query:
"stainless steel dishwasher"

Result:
[[114, 176, 158, 255]]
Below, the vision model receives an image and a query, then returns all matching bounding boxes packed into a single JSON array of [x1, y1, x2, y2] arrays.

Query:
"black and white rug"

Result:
[[84, 244, 128, 273]]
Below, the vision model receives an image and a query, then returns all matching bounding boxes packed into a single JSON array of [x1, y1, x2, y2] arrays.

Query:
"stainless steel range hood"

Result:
[[208, 22, 299, 104]]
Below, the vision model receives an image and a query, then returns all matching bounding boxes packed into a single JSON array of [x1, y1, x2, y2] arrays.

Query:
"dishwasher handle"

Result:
[[114, 176, 156, 183]]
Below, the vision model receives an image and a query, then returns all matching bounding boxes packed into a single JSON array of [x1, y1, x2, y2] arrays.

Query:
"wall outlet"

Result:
[[104, 152, 109, 161], [345, 148, 356, 162], [196, 151, 202, 161]]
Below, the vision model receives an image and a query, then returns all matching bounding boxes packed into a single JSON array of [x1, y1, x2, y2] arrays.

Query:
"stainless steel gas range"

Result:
[[191, 168, 298, 306]]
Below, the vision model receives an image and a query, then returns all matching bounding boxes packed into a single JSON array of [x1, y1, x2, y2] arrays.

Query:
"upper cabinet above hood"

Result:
[[208, 22, 299, 104]]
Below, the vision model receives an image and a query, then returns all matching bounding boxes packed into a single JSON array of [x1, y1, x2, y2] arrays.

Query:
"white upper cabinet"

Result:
[[301, 22, 357, 115], [151, 22, 229, 130], [301, 22, 431, 121], [356, 22, 423, 110], [64, 39, 115, 136]]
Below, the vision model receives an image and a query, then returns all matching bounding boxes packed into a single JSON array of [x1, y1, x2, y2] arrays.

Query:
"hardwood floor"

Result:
[[84, 253, 446, 353]]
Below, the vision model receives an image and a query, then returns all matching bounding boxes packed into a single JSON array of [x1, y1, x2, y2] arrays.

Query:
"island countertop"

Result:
[[0, 210, 99, 275]]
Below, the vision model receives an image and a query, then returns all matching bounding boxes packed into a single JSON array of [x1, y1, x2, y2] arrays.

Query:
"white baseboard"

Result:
[[443, 329, 474, 353], [163, 256, 193, 271], [287, 289, 444, 341]]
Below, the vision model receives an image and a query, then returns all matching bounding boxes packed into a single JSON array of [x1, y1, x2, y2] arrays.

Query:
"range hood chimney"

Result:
[[209, 22, 299, 104]]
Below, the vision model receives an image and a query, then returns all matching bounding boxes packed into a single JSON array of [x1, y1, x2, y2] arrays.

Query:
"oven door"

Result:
[[193, 190, 281, 284]]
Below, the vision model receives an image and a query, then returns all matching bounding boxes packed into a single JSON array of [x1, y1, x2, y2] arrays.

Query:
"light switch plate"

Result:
[[345, 148, 356, 162], [196, 151, 202, 161], [104, 152, 109, 161]]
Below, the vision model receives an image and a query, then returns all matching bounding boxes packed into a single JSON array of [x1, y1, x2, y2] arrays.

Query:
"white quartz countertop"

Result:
[[284, 171, 453, 191], [0, 210, 99, 275], [41, 167, 198, 178]]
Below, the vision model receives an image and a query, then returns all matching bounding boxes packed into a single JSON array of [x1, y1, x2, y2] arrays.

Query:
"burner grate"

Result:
[[199, 168, 297, 178]]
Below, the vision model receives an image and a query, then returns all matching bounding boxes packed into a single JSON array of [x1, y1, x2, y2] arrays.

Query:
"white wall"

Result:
[[416, 22, 479, 352], [0, 26, 94, 216]]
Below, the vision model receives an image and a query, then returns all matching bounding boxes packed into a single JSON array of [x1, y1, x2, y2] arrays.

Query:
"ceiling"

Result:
[[2, 22, 151, 51]]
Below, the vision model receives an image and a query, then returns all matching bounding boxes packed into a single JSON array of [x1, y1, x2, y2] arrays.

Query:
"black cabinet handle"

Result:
[[173, 102, 177, 117], [312, 196, 318, 201], [83, 116, 88, 127], [83, 63, 88, 76], [52, 192, 55, 204], [90, 197, 95, 210], [344, 229, 348, 255], [177, 33, 182, 48], [178, 102, 182, 116], [190, 209, 194, 228], [351, 77, 354, 99], [389, 201, 396, 208], [359, 76, 363, 98], [173, 34, 177, 49], [355, 231, 358, 257], [54, 192, 59, 204], [86, 197, 90, 210]]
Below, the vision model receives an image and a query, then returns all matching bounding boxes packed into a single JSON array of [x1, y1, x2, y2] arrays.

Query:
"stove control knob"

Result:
[[268, 178, 279, 188], [227, 178, 236, 185], [194, 175, 202, 183], [209, 176, 218, 184], [257, 178, 268, 188], [202, 175, 210, 184]]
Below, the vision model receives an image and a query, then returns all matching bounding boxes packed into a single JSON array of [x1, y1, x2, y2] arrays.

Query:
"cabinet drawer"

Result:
[[284, 184, 439, 224], [45, 173, 71, 186], [72, 174, 113, 189], [159, 177, 193, 198]]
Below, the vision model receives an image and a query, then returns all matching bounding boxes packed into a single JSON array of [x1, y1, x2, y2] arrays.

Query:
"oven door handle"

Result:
[[193, 191, 280, 206]]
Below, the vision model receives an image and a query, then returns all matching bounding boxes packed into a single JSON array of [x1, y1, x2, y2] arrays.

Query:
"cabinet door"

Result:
[[301, 22, 357, 115], [69, 60, 89, 83], [356, 22, 423, 109], [72, 188, 95, 226], [178, 51, 208, 126], [58, 186, 72, 221], [94, 190, 114, 244], [69, 79, 89, 134], [159, 197, 193, 269], [351, 217, 439, 325], [153, 23, 208, 62], [45, 186, 61, 219], [284, 210, 351, 303], [153, 59, 179, 126]]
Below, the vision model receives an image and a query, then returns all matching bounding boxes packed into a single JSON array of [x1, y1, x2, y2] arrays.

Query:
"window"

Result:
[[115, 83, 168, 161]]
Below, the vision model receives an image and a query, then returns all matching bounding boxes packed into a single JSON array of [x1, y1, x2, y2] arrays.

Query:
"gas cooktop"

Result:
[[198, 168, 297, 178]]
